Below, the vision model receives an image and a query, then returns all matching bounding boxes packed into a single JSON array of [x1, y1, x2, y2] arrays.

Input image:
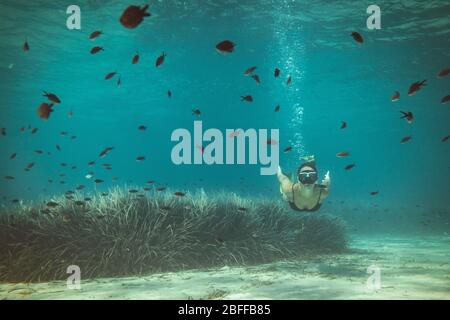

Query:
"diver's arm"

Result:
[[277, 166, 294, 200]]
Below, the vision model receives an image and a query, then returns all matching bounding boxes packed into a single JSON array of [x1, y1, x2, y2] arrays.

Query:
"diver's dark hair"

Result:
[[298, 161, 317, 173]]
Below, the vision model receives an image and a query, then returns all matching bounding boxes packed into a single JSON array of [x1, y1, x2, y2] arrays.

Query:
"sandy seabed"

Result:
[[1, 235, 449, 300]]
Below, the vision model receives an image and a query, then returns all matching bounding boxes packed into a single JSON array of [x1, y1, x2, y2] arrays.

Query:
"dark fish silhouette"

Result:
[[155, 52, 166, 67], [441, 95, 450, 104], [370, 191, 379, 196], [274, 68, 280, 77], [90, 46, 104, 54], [46, 201, 59, 208], [400, 111, 413, 124], [283, 146, 292, 153], [37, 102, 54, 120], [168, 90, 172, 98], [351, 32, 363, 43], [400, 136, 412, 144], [136, 156, 145, 161], [408, 80, 426, 96], [286, 76, 292, 85], [441, 135, 450, 142], [345, 164, 356, 170], [251, 74, 260, 84], [138, 125, 147, 131], [274, 105, 280, 112], [391, 91, 400, 102], [216, 40, 235, 53], [89, 30, 102, 40], [105, 72, 117, 80], [336, 151, 350, 157], [437, 68, 450, 78], [43, 91, 61, 104], [23, 40, 29, 52], [132, 51, 139, 64], [94, 179, 104, 184], [10, 153, 16, 159], [244, 66, 256, 75], [192, 108, 201, 116], [174, 192, 186, 197], [4, 176, 15, 180], [341, 121, 347, 129], [241, 95, 253, 102], [120, 4, 151, 29]]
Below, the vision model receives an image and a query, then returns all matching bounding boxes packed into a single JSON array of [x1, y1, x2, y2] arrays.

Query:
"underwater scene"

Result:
[[0, 0, 449, 300]]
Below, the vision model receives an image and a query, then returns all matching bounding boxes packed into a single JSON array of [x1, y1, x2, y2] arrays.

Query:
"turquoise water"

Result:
[[0, 0, 449, 236]]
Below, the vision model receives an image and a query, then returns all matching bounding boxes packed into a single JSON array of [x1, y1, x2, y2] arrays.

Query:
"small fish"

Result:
[[94, 179, 104, 184], [43, 91, 61, 104], [400, 111, 414, 124], [286, 76, 292, 85], [167, 90, 172, 98], [244, 66, 257, 75], [132, 51, 139, 64], [89, 30, 102, 40], [11, 199, 19, 204], [90, 46, 104, 54], [441, 95, 450, 104], [274, 105, 280, 112], [370, 191, 379, 196], [238, 207, 247, 212], [76, 185, 85, 190], [147, 180, 156, 184], [84, 197, 92, 201], [31, 128, 38, 134], [283, 146, 292, 153], [129, 189, 139, 194], [37, 102, 54, 120], [391, 91, 400, 102], [138, 125, 147, 131], [274, 68, 280, 77], [400, 136, 412, 144], [143, 187, 151, 191], [155, 52, 166, 67], [251, 74, 260, 84], [351, 31, 363, 43], [192, 108, 201, 116], [26, 162, 35, 169], [408, 80, 426, 96], [99, 147, 114, 158], [174, 192, 186, 197], [23, 40, 29, 52], [216, 40, 235, 54], [88, 161, 96, 166], [156, 187, 167, 192], [1, 128, 6, 136], [345, 164, 356, 170], [336, 151, 350, 157], [60, 131, 68, 136], [4, 176, 15, 180], [117, 77, 121, 87], [136, 156, 146, 162], [46, 201, 59, 208], [101, 193, 108, 197], [241, 95, 253, 102], [441, 135, 450, 143], [105, 72, 117, 80], [437, 68, 450, 78], [75, 201, 85, 206], [34, 150, 44, 154], [267, 139, 278, 145], [10, 153, 17, 159], [120, 4, 151, 29], [340, 121, 347, 129]]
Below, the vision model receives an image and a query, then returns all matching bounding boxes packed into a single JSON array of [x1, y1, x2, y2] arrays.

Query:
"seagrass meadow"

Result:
[[0, 188, 347, 283]]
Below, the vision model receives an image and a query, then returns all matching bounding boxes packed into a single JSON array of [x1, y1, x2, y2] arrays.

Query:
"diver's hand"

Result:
[[277, 165, 282, 177], [322, 170, 331, 186]]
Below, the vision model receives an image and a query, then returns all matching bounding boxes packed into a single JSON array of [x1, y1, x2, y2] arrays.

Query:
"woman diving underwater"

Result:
[[277, 156, 331, 212]]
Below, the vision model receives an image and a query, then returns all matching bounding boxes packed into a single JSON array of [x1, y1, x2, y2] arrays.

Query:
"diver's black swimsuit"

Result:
[[288, 184, 323, 212]]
